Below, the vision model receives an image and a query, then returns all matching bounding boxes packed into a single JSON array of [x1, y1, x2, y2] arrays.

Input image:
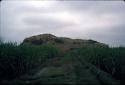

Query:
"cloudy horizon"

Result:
[[0, 0, 125, 47]]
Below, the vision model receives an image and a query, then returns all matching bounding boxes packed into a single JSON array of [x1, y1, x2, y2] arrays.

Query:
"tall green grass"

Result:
[[0, 42, 125, 84], [71, 47, 125, 83], [0, 42, 60, 80]]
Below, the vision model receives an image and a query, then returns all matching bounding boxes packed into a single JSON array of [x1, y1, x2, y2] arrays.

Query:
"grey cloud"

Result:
[[15, 6, 47, 13], [23, 16, 76, 30], [64, 1, 125, 13], [62, 1, 125, 20], [107, 24, 125, 35], [15, 6, 62, 14]]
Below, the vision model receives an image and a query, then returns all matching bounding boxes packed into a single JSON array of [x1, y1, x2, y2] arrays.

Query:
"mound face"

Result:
[[23, 34, 108, 50]]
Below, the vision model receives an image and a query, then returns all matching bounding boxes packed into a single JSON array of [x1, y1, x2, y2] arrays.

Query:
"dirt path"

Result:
[[2, 56, 120, 85]]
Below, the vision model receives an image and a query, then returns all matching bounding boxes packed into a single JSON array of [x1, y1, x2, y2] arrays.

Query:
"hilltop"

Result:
[[22, 34, 108, 51]]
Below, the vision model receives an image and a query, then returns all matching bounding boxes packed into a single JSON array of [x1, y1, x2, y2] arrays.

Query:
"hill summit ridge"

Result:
[[23, 33, 108, 50]]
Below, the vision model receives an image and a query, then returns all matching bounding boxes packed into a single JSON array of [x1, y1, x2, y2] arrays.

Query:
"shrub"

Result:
[[54, 38, 64, 44]]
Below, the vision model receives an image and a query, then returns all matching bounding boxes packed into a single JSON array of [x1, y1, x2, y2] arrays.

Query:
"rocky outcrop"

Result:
[[22, 34, 108, 50]]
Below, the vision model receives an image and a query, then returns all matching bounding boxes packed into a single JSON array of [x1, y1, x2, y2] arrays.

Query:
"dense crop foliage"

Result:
[[0, 42, 125, 84], [71, 47, 125, 84], [0, 42, 60, 80]]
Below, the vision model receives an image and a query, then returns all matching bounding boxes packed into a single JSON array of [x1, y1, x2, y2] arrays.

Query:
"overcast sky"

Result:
[[0, 0, 125, 46]]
